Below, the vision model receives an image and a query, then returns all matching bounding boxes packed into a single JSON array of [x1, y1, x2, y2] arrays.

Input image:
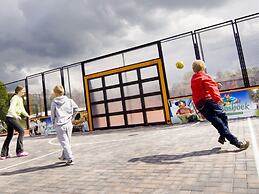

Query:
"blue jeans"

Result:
[[197, 100, 239, 146], [1, 117, 25, 157]]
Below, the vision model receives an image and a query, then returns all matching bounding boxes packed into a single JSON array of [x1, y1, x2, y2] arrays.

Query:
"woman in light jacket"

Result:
[[0, 85, 30, 160]]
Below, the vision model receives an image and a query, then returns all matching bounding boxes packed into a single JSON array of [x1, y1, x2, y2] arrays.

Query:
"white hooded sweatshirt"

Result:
[[51, 95, 79, 126]]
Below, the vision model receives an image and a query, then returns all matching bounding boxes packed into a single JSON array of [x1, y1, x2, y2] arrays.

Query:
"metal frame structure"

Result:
[[84, 58, 170, 130], [3, 12, 259, 130]]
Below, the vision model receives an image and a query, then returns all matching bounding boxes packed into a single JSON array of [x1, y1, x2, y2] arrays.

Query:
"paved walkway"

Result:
[[0, 117, 258, 194]]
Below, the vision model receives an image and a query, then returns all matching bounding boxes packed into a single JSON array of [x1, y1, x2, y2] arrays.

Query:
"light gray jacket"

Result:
[[51, 95, 79, 126]]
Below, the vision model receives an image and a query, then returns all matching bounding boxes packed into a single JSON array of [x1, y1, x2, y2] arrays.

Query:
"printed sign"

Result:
[[221, 89, 259, 118], [169, 88, 259, 124], [169, 98, 200, 124]]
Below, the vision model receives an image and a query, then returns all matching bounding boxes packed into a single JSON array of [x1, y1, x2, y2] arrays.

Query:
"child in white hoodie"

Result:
[[51, 85, 79, 165]]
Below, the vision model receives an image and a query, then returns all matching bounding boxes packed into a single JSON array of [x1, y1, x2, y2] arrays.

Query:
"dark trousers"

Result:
[[1, 117, 24, 157], [197, 100, 239, 146]]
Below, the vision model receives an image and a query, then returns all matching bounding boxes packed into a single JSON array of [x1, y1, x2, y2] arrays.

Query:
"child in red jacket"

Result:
[[191, 60, 249, 149]]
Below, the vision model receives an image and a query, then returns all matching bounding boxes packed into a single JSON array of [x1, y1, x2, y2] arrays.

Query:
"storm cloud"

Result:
[[0, 0, 258, 83]]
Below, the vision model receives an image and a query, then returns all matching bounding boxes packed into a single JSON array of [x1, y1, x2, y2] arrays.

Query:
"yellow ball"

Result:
[[176, 61, 184, 69]]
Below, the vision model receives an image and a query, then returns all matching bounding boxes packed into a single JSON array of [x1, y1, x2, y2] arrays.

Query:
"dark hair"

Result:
[[15, 85, 24, 94], [175, 100, 186, 106]]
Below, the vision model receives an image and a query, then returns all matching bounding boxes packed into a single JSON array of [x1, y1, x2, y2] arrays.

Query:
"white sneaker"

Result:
[[0, 156, 6, 160]]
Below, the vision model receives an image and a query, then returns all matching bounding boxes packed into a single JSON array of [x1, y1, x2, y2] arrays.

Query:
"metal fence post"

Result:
[[42, 73, 48, 116], [232, 21, 250, 87], [81, 62, 87, 110], [192, 32, 201, 60]]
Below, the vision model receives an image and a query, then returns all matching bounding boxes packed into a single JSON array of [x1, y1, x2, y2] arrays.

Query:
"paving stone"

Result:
[[0, 118, 258, 193]]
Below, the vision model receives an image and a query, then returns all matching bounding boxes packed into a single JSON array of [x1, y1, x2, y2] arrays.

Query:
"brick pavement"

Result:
[[0, 117, 258, 194]]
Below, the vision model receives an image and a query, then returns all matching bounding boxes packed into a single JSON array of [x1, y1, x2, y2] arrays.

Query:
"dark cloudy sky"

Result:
[[0, 0, 259, 83]]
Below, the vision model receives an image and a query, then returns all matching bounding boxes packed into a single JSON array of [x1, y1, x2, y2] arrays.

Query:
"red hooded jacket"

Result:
[[191, 71, 222, 107]]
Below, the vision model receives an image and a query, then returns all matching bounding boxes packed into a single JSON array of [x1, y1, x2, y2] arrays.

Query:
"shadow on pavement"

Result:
[[0, 162, 67, 176], [128, 147, 244, 164]]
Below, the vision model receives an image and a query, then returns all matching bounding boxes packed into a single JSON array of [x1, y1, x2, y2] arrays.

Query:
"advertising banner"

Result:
[[169, 88, 259, 124], [221, 89, 259, 119]]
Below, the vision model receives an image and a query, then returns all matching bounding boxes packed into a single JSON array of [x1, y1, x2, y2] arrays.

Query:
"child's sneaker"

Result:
[[218, 136, 226, 144], [0, 156, 6, 160], [66, 160, 74, 165], [238, 140, 249, 150], [17, 151, 29, 157]]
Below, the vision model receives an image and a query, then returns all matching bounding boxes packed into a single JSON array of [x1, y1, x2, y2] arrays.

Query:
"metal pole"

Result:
[[25, 77, 30, 129], [81, 62, 87, 110], [192, 32, 201, 60], [157, 42, 170, 98], [197, 32, 205, 62], [232, 21, 250, 87], [42, 73, 48, 116], [60, 68, 65, 93]]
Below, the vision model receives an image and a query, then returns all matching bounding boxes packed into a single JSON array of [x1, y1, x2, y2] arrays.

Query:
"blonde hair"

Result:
[[192, 60, 206, 73], [53, 85, 64, 96]]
